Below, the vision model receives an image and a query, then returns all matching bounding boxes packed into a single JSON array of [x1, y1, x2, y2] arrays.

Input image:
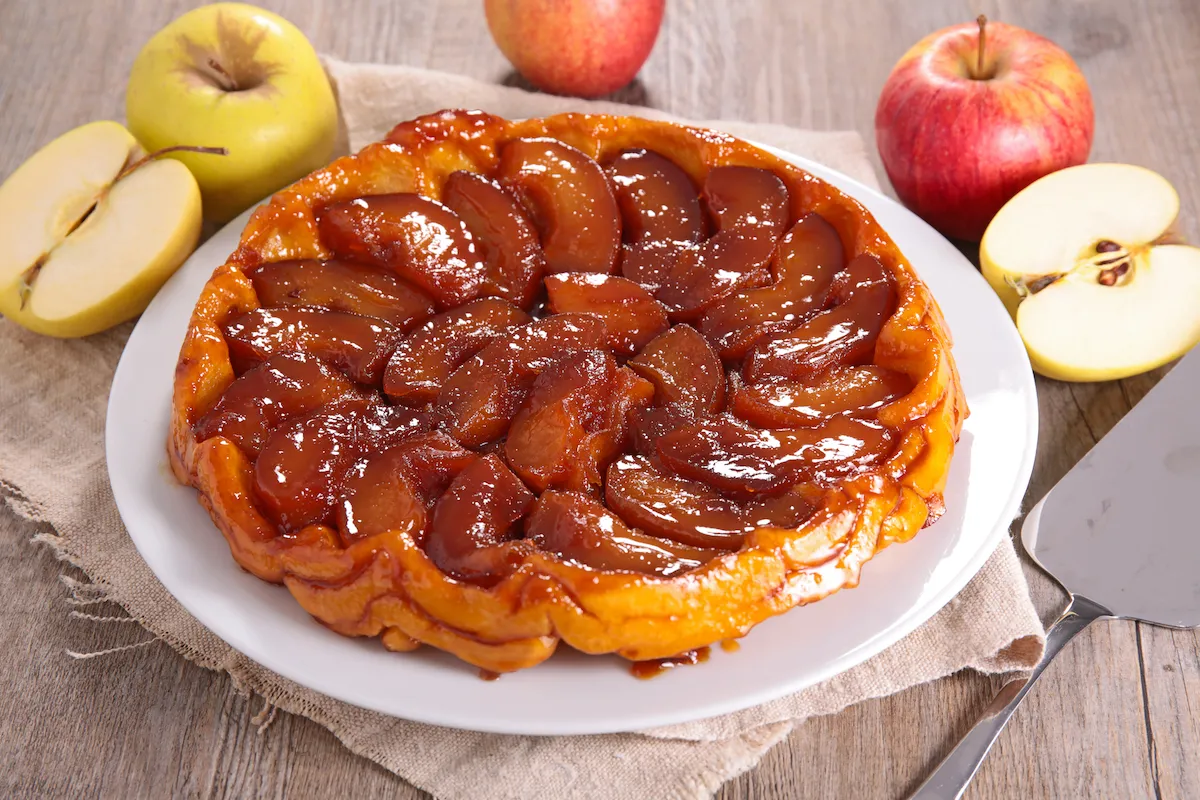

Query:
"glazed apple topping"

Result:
[[743, 254, 898, 382], [201, 139, 913, 582], [605, 149, 706, 247], [605, 455, 751, 550], [441, 171, 546, 309], [628, 324, 725, 414], [703, 166, 790, 237], [506, 351, 652, 493], [654, 226, 776, 320], [253, 399, 432, 533], [526, 490, 722, 577], [544, 273, 669, 355], [436, 313, 609, 446], [627, 404, 698, 461], [728, 366, 912, 428], [253, 401, 365, 532], [317, 194, 488, 308], [618, 241, 679, 292], [193, 352, 368, 458], [247, 258, 436, 329], [383, 297, 531, 406], [424, 454, 534, 586], [700, 212, 844, 358], [223, 306, 403, 386], [338, 431, 477, 544], [496, 138, 622, 275], [656, 413, 896, 495]]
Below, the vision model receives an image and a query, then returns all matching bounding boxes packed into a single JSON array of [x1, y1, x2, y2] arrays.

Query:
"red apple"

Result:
[[875, 16, 1094, 242], [485, 0, 665, 98]]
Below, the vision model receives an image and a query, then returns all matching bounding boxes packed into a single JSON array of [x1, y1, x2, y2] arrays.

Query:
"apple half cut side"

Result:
[[0, 121, 202, 338], [981, 163, 1200, 381]]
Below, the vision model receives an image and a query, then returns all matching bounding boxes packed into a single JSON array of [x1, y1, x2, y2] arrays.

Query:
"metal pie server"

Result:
[[911, 347, 1200, 799]]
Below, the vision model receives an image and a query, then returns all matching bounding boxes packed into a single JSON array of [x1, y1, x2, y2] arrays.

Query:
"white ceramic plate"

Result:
[[106, 143, 1037, 735]]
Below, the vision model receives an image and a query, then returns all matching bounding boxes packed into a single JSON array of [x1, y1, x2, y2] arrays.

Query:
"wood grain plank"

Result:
[[1140, 627, 1200, 800], [1, 0, 1198, 798]]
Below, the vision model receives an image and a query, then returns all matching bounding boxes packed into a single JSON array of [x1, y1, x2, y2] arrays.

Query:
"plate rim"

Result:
[[105, 139, 1038, 735]]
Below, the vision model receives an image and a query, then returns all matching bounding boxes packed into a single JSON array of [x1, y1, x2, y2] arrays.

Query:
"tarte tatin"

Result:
[[170, 110, 967, 675]]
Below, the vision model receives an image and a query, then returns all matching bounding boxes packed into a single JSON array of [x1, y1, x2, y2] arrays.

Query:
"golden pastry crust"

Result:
[[170, 110, 967, 672]]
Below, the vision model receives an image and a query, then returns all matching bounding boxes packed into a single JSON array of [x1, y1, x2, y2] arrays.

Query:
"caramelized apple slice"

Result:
[[628, 404, 697, 460], [496, 138, 621, 274], [605, 149, 705, 246], [317, 194, 487, 308], [383, 298, 531, 405], [544, 273, 669, 355], [248, 259, 435, 329], [657, 414, 896, 495], [628, 325, 724, 414], [338, 432, 476, 544], [505, 351, 613, 492], [655, 227, 775, 320], [743, 254, 897, 382], [193, 353, 367, 458], [505, 351, 649, 492], [223, 307, 401, 386], [437, 314, 609, 446], [351, 402, 432, 453], [605, 456, 748, 550], [575, 364, 656, 480], [745, 484, 823, 529], [605, 455, 819, 544], [526, 490, 721, 576], [442, 171, 545, 310], [729, 366, 912, 428], [700, 212, 844, 358], [253, 403, 363, 532], [619, 242, 679, 292], [425, 454, 534, 586], [703, 166, 789, 236]]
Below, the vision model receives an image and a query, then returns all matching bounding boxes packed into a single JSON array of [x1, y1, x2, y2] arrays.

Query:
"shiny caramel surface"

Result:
[[171, 110, 966, 674]]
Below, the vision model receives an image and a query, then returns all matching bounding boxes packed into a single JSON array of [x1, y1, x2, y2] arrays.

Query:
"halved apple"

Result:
[[980, 163, 1200, 381], [0, 121, 202, 338]]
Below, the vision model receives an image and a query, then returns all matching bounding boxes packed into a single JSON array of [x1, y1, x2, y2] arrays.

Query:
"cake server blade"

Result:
[[911, 345, 1200, 799]]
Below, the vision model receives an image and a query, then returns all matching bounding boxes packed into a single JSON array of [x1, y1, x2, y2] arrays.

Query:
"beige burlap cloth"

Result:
[[0, 59, 1045, 800]]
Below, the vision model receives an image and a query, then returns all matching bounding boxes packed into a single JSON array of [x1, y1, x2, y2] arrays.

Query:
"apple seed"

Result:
[[1097, 261, 1130, 286]]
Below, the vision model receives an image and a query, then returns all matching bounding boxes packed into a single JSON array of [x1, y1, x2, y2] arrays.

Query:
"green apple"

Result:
[[0, 121, 203, 338], [125, 3, 337, 223], [981, 163, 1200, 382]]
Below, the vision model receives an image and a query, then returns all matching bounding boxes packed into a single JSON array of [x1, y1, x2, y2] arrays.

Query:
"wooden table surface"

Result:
[[2, 0, 1198, 797]]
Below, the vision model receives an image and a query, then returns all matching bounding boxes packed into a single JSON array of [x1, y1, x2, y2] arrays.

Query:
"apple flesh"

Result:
[[981, 163, 1200, 381], [126, 3, 337, 223], [485, 0, 665, 98], [876, 17, 1093, 242], [0, 121, 202, 338]]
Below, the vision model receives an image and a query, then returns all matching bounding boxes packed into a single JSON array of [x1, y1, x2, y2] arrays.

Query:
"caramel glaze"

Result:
[[172, 110, 966, 676], [631, 647, 712, 679]]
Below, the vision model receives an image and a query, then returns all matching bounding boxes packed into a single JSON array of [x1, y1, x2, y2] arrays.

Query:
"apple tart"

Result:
[[170, 110, 966, 674]]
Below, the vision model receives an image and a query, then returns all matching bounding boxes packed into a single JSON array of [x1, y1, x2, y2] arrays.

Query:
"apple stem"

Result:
[[206, 58, 239, 92], [115, 145, 229, 183], [975, 15, 987, 79]]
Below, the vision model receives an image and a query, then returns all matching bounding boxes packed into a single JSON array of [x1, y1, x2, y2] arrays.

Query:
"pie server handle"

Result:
[[907, 594, 1108, 800]]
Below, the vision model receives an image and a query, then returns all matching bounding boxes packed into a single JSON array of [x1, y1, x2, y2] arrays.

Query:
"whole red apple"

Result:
[[875, 16, 1093, 242], [485, 0, 665, 98]]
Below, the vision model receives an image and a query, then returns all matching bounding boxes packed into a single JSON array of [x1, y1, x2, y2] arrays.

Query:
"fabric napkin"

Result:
[[0, 58, 1045, 800]]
